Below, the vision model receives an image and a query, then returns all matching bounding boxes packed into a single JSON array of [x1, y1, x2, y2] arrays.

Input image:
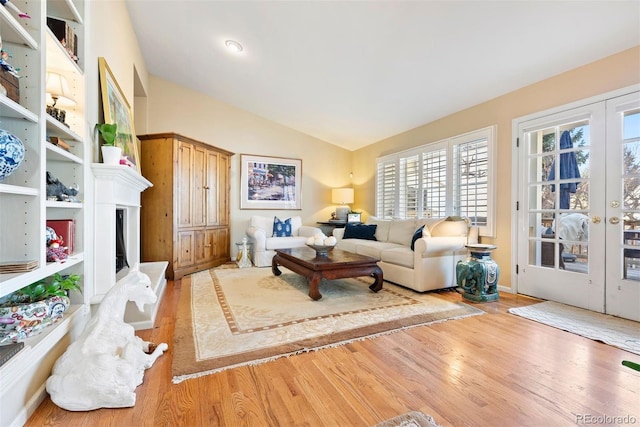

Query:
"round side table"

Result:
[[456, 244, 500, 302]]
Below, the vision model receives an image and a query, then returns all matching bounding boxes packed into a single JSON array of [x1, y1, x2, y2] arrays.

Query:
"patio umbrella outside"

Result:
[[548, 130, 581, 209]]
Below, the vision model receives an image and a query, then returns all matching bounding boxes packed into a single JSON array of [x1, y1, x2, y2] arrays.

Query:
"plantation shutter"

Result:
[[376, 160, 396, 219], [453, 137, 489, 226]]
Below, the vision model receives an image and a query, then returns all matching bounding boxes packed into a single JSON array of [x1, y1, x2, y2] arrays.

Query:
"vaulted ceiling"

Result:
[[126, 0, 640, 151]]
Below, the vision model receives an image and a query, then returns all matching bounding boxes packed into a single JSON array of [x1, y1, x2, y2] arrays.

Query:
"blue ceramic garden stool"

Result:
[[456, 244, 500, 302]]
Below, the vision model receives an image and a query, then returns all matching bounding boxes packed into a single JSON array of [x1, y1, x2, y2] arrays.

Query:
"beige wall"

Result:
[[143, 76, 353, 249], [352, 46, 640, 287], [88, 0, 148, 138]]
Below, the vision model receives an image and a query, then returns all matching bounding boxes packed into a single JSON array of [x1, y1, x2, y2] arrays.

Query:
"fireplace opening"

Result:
[[116, 208, 129, 273]]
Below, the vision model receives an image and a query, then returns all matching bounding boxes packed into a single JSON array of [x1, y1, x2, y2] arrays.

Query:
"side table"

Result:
[[456, 244, 500, 302]]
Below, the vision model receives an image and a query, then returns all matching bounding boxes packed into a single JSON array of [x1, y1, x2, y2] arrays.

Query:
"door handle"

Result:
[[609, 217, 620, 225], [592, 216, 601, 224]]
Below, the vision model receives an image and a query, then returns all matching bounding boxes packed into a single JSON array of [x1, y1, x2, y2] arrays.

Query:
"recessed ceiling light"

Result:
[[225, 40, 243, 53]]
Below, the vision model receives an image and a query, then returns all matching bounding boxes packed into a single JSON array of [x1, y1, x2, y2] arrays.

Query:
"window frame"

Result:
[[376, 125, 496, 237]]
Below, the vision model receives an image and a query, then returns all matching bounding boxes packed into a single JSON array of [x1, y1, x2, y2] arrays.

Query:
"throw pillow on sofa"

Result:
[[273, 217, 293, 237], [343, 223, 377, 240], [410, 225, 425, 251]]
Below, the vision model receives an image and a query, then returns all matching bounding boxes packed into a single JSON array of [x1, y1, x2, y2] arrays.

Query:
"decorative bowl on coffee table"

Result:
[[306, 244, 335, 257]]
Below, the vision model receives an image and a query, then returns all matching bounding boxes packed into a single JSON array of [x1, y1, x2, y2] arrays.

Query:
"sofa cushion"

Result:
[[388, 218, 418, 246], [265, 236, 308, 250], [354, 241, 403, 259], [366, 217, 391, 242], [410, 225, 425, 251], [380, 247, 414, 269], [272, 217, 293, 237], [343, 223, 377, 240]]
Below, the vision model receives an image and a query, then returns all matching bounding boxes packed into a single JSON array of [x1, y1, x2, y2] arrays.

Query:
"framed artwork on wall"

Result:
[[347, 213, 361, 223], [98, 57, 141, 173], [240, 154, 302, 209]]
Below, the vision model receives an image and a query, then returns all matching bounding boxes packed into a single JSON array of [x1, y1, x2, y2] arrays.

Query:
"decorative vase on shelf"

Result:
[[101, 145, 122, 165], [0, 128, 25, 181]]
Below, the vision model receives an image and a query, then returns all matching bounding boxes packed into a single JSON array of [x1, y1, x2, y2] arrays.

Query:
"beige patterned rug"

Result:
[[172, 266, 484, 383]]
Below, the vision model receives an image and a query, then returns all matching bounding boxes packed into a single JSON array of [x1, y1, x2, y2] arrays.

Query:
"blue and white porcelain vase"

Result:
[[0, 128, 25, 181]]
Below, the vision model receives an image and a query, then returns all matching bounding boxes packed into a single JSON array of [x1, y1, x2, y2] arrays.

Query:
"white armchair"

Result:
[[246, 216, 322, 267]]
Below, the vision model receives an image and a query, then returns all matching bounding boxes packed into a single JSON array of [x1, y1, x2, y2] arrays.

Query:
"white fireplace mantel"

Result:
[[91, 164, 152, 303], [90, 164, 167, 330]]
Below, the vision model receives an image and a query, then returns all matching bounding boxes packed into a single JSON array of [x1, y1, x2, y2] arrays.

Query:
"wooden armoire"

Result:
[[138, 133, 233, 279]]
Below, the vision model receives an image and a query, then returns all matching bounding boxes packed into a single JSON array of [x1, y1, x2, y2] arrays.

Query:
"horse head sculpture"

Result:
[[123, 263, 156, 312]]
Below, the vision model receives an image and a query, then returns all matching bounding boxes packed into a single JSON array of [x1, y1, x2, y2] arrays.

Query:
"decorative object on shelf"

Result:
[[332, 187, 354, 221], [46, 17, 78, 63], [48, 136, 71, 151], [0, 342, 24, 367], [47, 220, 75, 254], [0, 0, 30, 19], [45, 72, 76, 127], [240, 154, 302, 210], [0, 37, 20, 103], [0, 260, 37, 273], [236, 237, 252, 268], [305, 232, 337, 256], [95, 122, 122, 165], [46, 171, 79, 202], [456, 244, 500, 302], [0, 273, 80, 343], [98, 58, 141, 173], [0, 128, 25, 181], [45, 264, 168, 411]]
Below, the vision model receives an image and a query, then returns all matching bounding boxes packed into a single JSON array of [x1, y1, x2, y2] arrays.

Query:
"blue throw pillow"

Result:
[[343, 223, 377, 240], [272, 217, 292, 237], [411, 225, 425, 251]]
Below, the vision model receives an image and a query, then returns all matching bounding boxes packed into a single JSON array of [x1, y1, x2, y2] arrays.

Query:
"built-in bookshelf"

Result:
[[0, 1, 90, 425]]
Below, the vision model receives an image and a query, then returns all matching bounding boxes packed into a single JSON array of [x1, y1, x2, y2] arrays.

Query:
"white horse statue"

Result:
[[46, 264, 168, 411]]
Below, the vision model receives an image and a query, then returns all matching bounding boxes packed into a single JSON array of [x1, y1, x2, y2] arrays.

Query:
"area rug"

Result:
[[509, 301, 640, 355], [374, 411, 441, 427], [172, 267, 484, 383]]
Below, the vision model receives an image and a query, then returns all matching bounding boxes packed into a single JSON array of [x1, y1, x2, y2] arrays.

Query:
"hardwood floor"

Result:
[[26, 278, 639, 427]]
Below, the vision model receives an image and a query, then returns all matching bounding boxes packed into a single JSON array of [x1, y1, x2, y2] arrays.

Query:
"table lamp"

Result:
[[46, 72, 76, 125], [332, 188, 354, 221]]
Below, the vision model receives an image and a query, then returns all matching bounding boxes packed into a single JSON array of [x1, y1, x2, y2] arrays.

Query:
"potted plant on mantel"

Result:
[[96, 123, 121, 165], [0, 273, 81, 343]]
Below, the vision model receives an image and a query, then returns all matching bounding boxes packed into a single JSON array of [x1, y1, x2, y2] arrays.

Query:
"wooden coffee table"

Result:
[[272, 247, 383, 300]]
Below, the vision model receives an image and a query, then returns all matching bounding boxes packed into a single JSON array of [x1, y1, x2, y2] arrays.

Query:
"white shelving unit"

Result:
[[0, 1, 90, 425]]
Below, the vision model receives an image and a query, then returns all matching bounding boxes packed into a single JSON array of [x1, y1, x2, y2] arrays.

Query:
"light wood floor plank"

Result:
[[24, 278, 640, 427]]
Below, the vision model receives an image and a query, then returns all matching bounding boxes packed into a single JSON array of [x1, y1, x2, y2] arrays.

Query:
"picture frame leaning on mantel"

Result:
[[98, 57, 141, 173]]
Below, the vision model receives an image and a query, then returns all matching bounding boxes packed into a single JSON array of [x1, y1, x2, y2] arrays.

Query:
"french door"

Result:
[[516, 89, 640, 321]]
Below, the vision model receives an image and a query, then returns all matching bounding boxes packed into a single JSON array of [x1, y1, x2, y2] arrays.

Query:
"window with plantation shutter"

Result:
[[376, 126, 496, 237], [376, 160, 396, 218]]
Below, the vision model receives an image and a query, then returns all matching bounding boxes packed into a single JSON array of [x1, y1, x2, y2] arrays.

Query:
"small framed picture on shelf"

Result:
[[347, 213, 361, 223]]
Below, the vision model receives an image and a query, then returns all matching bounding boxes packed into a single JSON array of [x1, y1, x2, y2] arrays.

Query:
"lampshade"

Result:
[[332, 188, 354, 204], [46, 72, 76, 107]]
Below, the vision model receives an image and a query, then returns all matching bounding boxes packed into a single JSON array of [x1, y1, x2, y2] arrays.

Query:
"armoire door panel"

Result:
[[177, 141, 194, 228]]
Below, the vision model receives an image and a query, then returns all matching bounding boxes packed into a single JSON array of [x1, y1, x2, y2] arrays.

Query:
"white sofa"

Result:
[[333, 217, 479, 292], [246, 216, 322, 267]]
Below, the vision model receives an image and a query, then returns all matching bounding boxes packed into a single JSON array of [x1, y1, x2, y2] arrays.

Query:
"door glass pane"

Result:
[[622, 111, 640, 280], [624, 214, 640, 281], [555, 214, 589, 275], [623, 111, 640, 140], [529, 184, 554, 210]]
